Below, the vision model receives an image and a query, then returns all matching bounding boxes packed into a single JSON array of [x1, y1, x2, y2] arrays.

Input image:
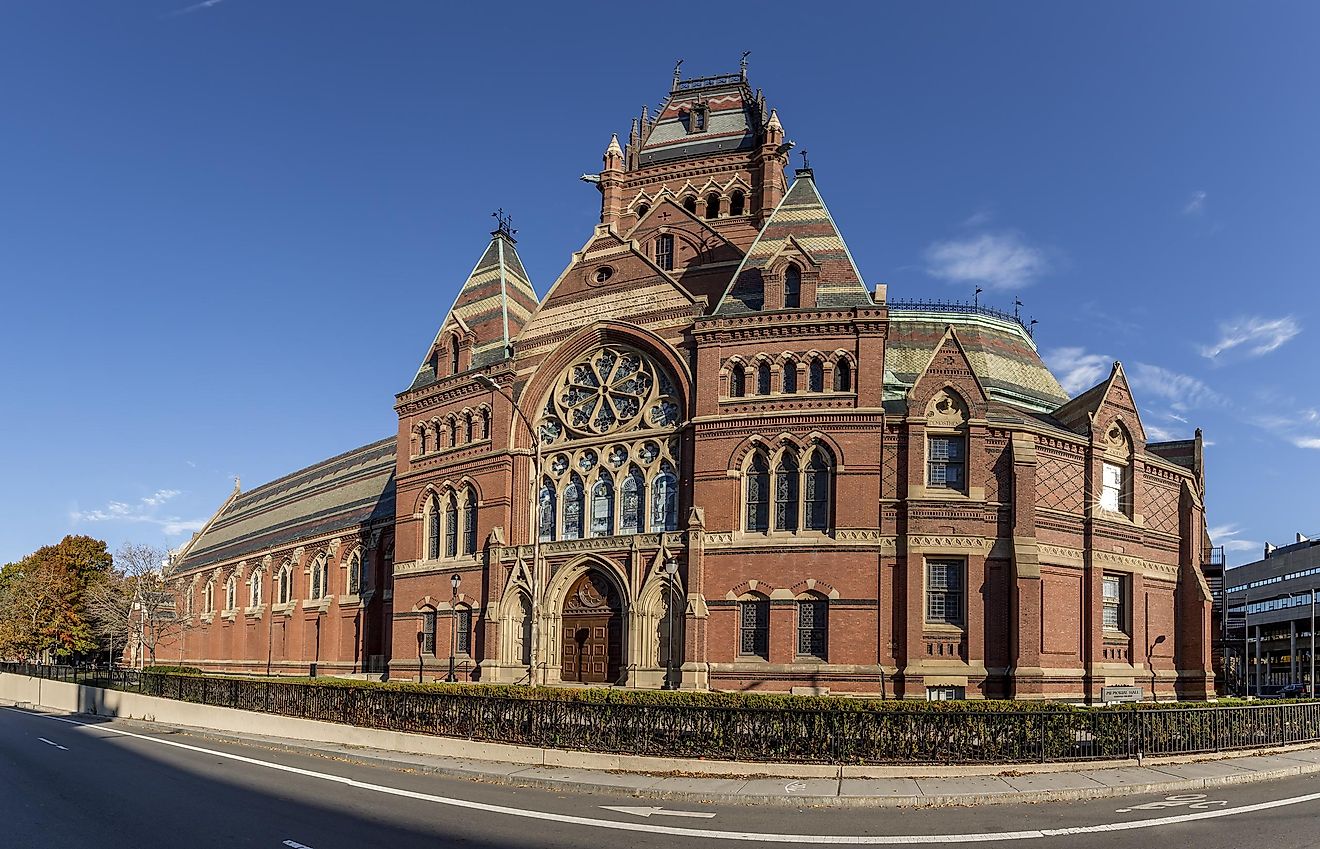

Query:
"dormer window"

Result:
[[784, 264, 802, 308], [690, 104, 708, 133]]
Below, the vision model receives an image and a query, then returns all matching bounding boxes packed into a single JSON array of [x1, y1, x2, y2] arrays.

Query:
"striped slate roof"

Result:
[[638, 76, 758, 166], [715, 170, 873, 314], [884, 310, 1071, 413], [172, 438, 396, 574], [409, 229, 539, 391]]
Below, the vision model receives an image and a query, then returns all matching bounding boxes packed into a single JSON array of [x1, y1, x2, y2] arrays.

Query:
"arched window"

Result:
[[655, 234, 674, 271], [756, 361, 772, 395], [729, 363, 746, 398], [797, 595, 828, 660], [784, 264, 801, 308], [346, 551, 362, 595], [418, 427, 428, 455], [449, 335, 460, 375], [621, 465, 645, 534], [463, 487, 478, 555], [683, 196, 697, 215], [729, 190, 745, 216], [444, 493, 459, 558], [449, 417, 459, 446], [562, 473, 584, 540], [465, 413, 475, 444], [739, 594, 770, 659], [809, 359, 824, 392], [204, 582, 214, 614], [746, 452, 770, 532], [775, 452, 800, 532], [833, 359, 852, 392], [455, 605, 472, 655], [421, 607, 437, 654], [652, 462, 678, 531], [705, 193, 720, 219], [591, 471, 615, 537], [427, 498, 441, 560], [636, 203, 650, 219], [782, 360, 798, 394], [225, 576, 236, 611], [804, 449, 833, 531], [310, 557, 327, 599], [248, 571, 261, 607], [480, 408, 491, 439], [538, 478, 557, 542], [278, 562, 293, 604]]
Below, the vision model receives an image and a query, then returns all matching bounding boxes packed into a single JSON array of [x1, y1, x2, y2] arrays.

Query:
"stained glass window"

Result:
[[797, 599, 828, 659], [562, 474, 584, 540], [782, 361, 797, 394], [730, 363, 745, 397], [538, 479, 556, 542], [463, 489, 478, 555], [621, 466, 645, 534], [746, 452, 770, 532], [739, 598, 769, 659], [445, 494, 458, 558], [775, 453, 799, 531], [805, 450, 831, 531], [809, 359, 824, 392], [427, 500, 440, 560], [591, 472, 614, 537], [652, 462, 678, 531]]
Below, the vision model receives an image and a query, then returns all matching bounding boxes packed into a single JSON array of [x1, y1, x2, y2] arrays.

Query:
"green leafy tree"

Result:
[[0, 535, 112, 661]]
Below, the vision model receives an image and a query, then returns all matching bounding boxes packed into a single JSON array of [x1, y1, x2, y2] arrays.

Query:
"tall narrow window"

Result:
[[655, 234, 674, 271], [1101, 462, 1127, 514], [538, 478, 556, 542], [729, 363, 746, 398], [925, 560, 964, 627], [418, 428, 428, 455], [746, 452, 770, 532], [782, 361, 797, 394], [756, 361, 772, 395], [480, 408, 491, 439], [833, 359, 852, 392], [1102, 574, 1128, 632], [784, 264, 801, 308], [591, 471, 615, 537], [310, 559, 324, 600], [809, 359, 824, 392], [562, 473, 584, 540], [683, 197, 697, 215], [729, 190, 745, 216], [797, 597, 828, 659], [449, 335, 460, 375], [705, 193, 720, 219], [465, 414, 475, 444], [804, 449, 832, 530], [463, 488, 478, 555], [449, 418, 459, 446], [347, 551, 361, 595], [775, 452, 800, 531], [226, 577, 236, 611], [739, 597, 770, 659], [278, 564, 292, 604], [455, 606, 472, 654], [249, 571, 262, 607], [421, 608, 437, 654], [652, 462, 678, 531], [444, 494, 459, 558], [427, 499, 440, 560], [621, 466, 645, 534], [927, 434, 966, 491]]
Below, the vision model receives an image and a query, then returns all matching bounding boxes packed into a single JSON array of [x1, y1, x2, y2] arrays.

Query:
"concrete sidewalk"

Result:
[[92, 713, 1320, 808]]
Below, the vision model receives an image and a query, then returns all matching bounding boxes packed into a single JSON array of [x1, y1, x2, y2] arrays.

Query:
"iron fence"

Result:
[[5, 661, 1320, 765]]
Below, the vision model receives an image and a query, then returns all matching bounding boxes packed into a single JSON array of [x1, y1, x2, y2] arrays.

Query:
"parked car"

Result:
[[1259, 683, 1307, 698]]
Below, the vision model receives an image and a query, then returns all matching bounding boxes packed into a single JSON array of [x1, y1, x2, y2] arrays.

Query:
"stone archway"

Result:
[[560, 570, 623, 684]]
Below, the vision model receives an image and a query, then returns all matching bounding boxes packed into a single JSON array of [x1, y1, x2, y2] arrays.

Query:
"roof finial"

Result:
[[492, 208, 517, 239], [740, 51, 751, 78], [672, 58, 684, 89], [799, 149, 810, 170]]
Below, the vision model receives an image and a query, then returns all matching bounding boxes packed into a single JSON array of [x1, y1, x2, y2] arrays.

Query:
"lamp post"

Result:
[[1147, 634, 1166, 702], [447, 573, 461, 683], [474, 373, 543, 685], [416, 628, 424, 684], [662, 558, 679, 690]]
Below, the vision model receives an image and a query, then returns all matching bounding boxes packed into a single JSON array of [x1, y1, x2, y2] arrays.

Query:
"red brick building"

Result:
[[165, 65, 1215, 701]]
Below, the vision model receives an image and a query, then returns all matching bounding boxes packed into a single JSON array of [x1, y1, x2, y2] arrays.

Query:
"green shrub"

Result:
[[142, 664, 202, 675]]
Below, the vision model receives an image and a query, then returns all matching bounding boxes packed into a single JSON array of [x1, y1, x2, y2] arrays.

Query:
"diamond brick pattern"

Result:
[[1037, 454, 1083, 512]]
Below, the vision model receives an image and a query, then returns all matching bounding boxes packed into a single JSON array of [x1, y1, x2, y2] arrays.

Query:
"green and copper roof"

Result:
[[884, 309, 1071, 413], [716, 170, 873, 314], [409, 229, 539, 391]]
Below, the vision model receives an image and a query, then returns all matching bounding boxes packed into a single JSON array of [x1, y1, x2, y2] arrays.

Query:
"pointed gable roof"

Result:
[[1052, 361, 1147, 442], [715, 169, 872, 314], [407, 228, 539, 391]]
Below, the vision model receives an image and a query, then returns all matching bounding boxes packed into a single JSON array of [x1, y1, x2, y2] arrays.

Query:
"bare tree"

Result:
[[88, 543, 193, 668]]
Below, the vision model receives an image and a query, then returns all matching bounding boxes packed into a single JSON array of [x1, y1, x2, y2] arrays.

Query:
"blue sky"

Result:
[[2, 2, 1316, 567]]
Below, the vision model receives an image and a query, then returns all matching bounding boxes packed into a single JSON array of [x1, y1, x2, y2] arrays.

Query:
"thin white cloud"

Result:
[[70, 489, 203, 538], [1043, 347, 1112, 395], [962, 209, 994, 228], [1295, 437, 1320, 450], [1208, 523, 1260, 554], [1200, 316, 1301, 362], [1183, 190, 1207, 215], [1127, 363, 1224, 409], [165, 0, 224, 18], [1142, 422, 1178, 442], [924, 231, 1050, 291]]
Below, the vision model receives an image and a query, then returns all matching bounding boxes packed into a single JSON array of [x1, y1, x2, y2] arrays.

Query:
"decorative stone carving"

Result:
[[926, 389, 969, 427]]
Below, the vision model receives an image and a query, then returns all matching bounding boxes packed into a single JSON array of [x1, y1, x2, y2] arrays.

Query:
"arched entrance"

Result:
[[560, 570, 623, 683]]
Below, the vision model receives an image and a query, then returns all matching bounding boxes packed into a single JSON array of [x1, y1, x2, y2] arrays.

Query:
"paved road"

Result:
[[3, 706, 1320, 848]]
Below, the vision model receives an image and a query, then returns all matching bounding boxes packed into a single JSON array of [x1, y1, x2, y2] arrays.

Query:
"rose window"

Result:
[[541, 346, 680, 442]]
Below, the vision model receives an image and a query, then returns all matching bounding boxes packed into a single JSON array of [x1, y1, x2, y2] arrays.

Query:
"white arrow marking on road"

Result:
[[37, 737, 67, 750], [600, 805, 717, 819], [12, 708, 1320, 845], [282, 840, 315, 848]]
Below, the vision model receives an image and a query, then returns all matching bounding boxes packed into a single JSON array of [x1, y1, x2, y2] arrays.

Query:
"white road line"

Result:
[[7, 707, 1320, 845], [600, 805, 718, 819], [37, 737, 67, 750]]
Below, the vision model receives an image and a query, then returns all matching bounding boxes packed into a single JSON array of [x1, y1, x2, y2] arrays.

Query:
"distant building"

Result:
[[1223, 534, 1320, 695], [160, 63, 1216, 701]]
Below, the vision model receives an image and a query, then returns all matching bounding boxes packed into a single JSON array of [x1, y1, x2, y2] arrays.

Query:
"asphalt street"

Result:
[[3, 706, 1320, 849]]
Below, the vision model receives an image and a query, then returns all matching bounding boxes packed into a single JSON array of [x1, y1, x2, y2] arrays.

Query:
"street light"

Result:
[[447, 573, 462, 683], [474, 373, 543, 685], [1147, 634, 1166, 702], [663, 558, 679, 690]]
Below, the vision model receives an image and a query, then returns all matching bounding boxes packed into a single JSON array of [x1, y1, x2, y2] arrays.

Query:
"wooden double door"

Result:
[[560, 571, 623, 684]]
